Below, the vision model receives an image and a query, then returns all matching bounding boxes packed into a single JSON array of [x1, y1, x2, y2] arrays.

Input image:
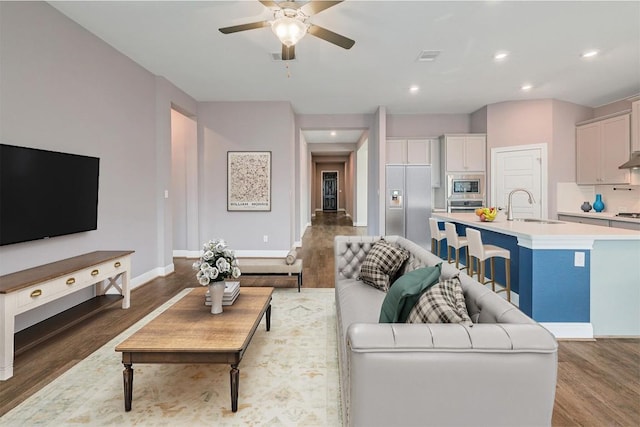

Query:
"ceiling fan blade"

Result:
[[308, 24, 355, 49], [259, 0, 280, 9], [301, 1, 343, 16], [282, 44, 295, 61], [219, 21, 270, 34]]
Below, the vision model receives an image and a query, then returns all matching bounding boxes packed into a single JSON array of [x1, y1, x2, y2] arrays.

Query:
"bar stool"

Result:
[[428, 218, 446, 258], [466, 228, 511, 302], [444, 222, 469, 270]]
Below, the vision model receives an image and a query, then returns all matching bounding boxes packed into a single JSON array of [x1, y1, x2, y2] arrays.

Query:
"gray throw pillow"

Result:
[[406, 276, 473, 326], [359, 239, 409, 291]]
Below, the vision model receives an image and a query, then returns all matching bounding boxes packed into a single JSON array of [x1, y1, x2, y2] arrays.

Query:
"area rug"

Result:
[[1, 288, 341, 426]]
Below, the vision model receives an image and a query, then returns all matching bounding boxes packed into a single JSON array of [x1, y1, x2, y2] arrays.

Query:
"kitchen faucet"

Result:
[[507, 188, 535, 221]]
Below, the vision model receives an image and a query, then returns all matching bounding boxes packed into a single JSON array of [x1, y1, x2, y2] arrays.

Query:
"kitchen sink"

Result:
[[512, 218, 564, 224]]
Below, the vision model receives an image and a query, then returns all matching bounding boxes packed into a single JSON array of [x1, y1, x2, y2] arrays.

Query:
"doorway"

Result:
[[322, 171, 338, 211], [491, 144, 547, 218]]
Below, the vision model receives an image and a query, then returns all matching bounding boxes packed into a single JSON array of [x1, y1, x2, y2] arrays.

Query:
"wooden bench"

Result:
[[238, 250, 302, 292]]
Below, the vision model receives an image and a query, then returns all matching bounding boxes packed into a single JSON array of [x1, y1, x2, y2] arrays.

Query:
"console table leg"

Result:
[[0, 297, 15, 380], [123, 363, 134, 411], [230, 365, 239, 412]]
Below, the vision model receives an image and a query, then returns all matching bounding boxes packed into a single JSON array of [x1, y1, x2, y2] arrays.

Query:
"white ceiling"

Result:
[[50, 1, 639, 120]]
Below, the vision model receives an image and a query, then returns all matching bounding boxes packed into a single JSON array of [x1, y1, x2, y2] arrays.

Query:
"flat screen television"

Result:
[[0, 144, 100, 246]]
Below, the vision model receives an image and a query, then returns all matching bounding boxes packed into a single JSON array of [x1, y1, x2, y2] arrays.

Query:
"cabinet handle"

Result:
[[30, 289, 42, 298], [66, 278, 76, 285], [114, 261, 121, 268], [91, 269, 99, 276]]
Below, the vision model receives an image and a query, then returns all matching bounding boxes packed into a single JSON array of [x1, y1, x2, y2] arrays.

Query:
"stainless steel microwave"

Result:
[[447, 174, 485, 200]]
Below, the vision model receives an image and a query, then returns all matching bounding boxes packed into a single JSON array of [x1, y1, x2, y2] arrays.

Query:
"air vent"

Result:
[[417, 50, 441, 62], [270, 52, 297, 61]]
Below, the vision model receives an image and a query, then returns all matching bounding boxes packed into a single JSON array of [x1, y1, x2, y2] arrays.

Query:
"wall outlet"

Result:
[[263, 235, 268, 243], [574, 251, 585, 267]]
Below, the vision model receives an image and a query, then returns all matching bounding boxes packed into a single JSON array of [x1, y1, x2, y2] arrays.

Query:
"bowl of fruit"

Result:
[[475, 207, 498, 222]]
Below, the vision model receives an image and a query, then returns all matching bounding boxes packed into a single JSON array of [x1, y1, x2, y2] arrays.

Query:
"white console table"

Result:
[[0, 250, 134, 380]]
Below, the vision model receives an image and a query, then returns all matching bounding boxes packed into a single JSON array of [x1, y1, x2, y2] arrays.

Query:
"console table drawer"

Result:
[[15, 258, 128, 310], [17, 276, 84, 309]]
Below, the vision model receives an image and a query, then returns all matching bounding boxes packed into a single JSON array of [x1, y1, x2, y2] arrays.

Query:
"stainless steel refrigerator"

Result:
[[385, 164, 432, 248]]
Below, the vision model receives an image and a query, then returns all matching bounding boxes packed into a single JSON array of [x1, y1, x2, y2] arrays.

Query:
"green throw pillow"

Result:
[[379, 264, 442, 323]]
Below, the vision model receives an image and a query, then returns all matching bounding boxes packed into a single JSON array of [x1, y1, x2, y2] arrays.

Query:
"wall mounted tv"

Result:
[[0, 144, 100, 246]]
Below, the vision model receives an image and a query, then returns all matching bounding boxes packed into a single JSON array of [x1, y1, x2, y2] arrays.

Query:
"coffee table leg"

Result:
[[266, 303, 271, 332], [123, 363, 134, 411], [230, 364, 239, 412]]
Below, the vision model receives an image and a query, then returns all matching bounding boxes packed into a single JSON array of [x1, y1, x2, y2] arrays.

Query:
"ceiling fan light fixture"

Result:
[[271, 16, 307, 47]]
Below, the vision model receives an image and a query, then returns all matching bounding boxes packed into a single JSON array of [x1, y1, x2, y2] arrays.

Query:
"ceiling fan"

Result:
[[219, 0, 355, 61]]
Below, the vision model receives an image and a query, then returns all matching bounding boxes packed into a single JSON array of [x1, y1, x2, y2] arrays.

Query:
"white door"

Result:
[[492, 145, 546, 219]]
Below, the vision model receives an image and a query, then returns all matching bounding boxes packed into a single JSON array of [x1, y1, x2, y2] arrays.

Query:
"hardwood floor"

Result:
[[1, 212, 638, 426]]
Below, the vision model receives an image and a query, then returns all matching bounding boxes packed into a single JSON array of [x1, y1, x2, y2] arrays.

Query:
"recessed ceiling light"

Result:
[[494, 51, 509, 61], [581, 50, 599, 58], [330, 131, 337, 137], [409, 85, 420, 94], [521, 84, 533, 91]]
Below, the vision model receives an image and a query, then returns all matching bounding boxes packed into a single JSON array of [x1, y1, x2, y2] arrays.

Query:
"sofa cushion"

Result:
[[359, 239, 409, 291], [379, 264, 442, 323], [406, 275, 473, 326]]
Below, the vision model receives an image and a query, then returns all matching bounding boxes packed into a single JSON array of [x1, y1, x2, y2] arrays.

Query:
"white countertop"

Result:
[[431, 212, 640, 249], [557, 211, 640, 224]]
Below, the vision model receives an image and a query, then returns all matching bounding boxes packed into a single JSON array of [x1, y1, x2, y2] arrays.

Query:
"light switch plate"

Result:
[[574, 251, 585, 267]]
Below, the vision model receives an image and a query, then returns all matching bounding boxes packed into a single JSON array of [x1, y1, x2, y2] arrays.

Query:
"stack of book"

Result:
[[205, 281, 240, 306], [222, 281, 240, 306]]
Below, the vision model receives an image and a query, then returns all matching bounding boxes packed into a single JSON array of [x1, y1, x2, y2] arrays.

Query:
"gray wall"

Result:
[[197, 101, 295, 253], [0, 2, 195, 330], [386, 114, 470, 137]]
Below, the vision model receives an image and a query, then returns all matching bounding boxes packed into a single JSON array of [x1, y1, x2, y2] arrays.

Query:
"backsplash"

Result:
[[557, 180, 640, 213]]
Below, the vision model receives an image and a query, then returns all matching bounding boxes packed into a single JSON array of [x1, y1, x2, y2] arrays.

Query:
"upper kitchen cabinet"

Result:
[[386, 138, 440, 187], [632, 100, 640, 152], [576, 113, 630, 184], [441, 134, 486, 173]]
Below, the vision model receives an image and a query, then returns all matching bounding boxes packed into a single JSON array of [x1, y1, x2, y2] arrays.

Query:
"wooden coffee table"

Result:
[[115, 286, 273, 412]]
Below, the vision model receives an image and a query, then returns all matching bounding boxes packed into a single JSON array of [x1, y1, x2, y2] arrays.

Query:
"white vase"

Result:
[[208, 282, 225, 314]]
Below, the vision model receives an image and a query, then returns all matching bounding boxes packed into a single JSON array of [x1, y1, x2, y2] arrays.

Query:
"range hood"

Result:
[[619, 152, 640, 169]]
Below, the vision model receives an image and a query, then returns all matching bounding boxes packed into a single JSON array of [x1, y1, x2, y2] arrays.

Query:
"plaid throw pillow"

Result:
[[359, 240, 409, 291], [406, 276, 473, 326]]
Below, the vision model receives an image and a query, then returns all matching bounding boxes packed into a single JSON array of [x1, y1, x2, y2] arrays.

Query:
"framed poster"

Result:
[[227, 151, 271, 211]]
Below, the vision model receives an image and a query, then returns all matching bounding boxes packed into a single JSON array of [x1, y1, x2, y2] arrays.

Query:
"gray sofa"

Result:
[[334, 235, 558, 427]]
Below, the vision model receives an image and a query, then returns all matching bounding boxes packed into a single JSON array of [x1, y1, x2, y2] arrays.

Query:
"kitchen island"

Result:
[[431, 212, 640, 338]]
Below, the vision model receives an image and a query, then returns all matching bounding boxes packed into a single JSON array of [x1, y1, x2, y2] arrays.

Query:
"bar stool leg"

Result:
[[505, 259, 511, 302], [490, 257, 496, 291], [454, 248, 460, 269]]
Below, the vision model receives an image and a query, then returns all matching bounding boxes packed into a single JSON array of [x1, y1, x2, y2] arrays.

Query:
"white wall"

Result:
[[197, 101, 295, 253]]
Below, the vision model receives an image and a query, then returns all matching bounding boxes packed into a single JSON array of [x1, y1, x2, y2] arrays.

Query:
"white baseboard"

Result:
[[540, 322, 594, 339], [236, 250, 289, 258], [173, 249, 198, 258], [174, 249, 292, 259]]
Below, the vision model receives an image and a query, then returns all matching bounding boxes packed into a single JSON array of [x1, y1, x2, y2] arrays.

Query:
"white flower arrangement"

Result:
[[192, 239, 241, 286]]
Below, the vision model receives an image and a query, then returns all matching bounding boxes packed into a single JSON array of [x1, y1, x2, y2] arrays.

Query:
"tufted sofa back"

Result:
[[334, 235, 534, 325]]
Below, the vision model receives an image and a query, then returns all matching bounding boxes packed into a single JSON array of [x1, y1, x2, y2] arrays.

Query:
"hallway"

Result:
[[300, 211, 367, 288]]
